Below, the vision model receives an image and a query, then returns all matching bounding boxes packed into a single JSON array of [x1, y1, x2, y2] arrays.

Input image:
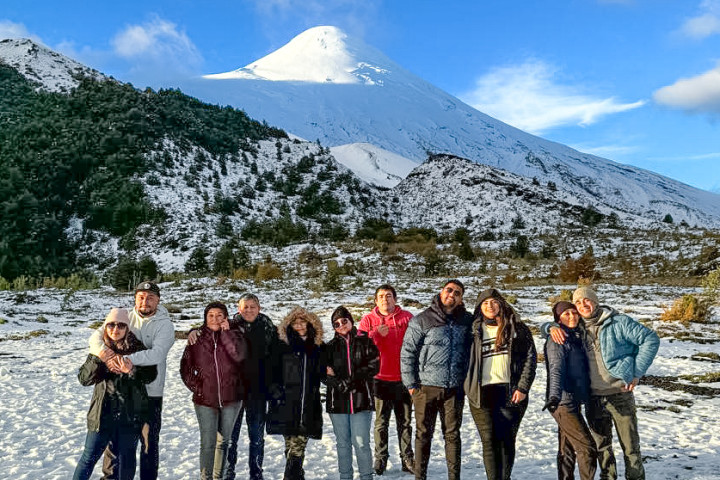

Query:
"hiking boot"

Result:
[[401, 456, 415, 475], [374, 458, 387, 476]]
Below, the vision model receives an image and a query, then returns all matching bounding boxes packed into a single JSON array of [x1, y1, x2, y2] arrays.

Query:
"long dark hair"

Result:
[[473, 290, 517, 349]]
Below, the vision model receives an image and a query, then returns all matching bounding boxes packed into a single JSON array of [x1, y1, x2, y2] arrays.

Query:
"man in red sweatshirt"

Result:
[[358, 284, 415, 476]]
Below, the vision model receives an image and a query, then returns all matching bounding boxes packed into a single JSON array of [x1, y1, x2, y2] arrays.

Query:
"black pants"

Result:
[[103, 397, 163, 480], [412, 385, 464, 480], [552, 404, 597, 480], [469, 384, 527, 480], [373, 379, 413, 464]]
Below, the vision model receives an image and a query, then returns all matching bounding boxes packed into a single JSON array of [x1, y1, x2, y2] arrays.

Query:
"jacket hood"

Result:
[[277, 307, 324, 346]]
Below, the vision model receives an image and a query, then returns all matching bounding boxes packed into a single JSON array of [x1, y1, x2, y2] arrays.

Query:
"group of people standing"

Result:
[[73, 279, 659, 480]]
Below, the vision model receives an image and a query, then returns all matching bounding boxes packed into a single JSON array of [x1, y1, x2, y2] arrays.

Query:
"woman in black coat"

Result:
[[544, 301, 597, 480], [324, 306, 379, 480], [266, 306, 325, 480], [73, 308, 157, 480]]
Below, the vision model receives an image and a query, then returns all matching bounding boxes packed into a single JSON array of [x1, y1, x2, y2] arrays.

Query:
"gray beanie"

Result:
[[572, 286, 599, 305]]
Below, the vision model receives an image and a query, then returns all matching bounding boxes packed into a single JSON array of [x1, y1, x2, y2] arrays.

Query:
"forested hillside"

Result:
[[0, 66, 285, 281]]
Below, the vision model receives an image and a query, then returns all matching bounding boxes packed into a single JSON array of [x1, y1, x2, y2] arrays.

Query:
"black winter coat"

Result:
[[78, 333, 157, 433], [544, 322, 590, 407], [266, 326, 325, 439], [324, 328, 380, 414], [232, 313, 277, 395]]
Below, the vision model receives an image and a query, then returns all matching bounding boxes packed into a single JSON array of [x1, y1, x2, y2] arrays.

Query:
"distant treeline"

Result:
[[0, 66, 286, 281]]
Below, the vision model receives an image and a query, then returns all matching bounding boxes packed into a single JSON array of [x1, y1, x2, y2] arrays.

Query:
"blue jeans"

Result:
[[226, 394, 267, 479], [329, 411, 373, 480], [195, 402, 242, 480], [73, 423, 139, 480]]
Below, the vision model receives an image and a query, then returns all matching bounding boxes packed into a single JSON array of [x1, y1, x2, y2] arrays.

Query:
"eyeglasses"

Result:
[[333, 318, 351, 329], [106, 323, 128, 330]]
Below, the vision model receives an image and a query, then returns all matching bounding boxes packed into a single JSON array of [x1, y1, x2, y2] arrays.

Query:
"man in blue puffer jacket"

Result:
[[544, 286, 659, 480], [401, 279, 473, 480]]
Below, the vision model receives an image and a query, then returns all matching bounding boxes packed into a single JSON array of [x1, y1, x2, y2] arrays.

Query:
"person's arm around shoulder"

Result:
[[127, 317, 175, 366]]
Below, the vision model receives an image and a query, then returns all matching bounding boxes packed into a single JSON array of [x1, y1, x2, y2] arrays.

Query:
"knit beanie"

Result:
[[331, 305, 354, 324], [572, 286, 599, 306], [103, 308, 130, 327], [476, 288, 504, 305], [552, 301, 577, 323]]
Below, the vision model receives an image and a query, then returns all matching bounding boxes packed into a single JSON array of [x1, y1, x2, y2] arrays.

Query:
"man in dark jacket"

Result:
[[401, 280, 473, 480], [226, 293, 278, 480]]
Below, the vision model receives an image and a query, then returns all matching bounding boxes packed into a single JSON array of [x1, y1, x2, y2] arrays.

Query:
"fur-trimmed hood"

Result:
[[277, 306, 324, 346]]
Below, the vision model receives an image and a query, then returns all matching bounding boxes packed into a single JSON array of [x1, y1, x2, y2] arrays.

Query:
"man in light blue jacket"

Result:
[[546, 286, 659, 480]]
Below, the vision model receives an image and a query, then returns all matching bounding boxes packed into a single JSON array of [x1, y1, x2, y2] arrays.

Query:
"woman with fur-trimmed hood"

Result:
[[266, 306, 326, 480]]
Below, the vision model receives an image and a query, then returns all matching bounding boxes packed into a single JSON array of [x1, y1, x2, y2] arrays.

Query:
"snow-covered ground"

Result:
[[1, 280, 719, 479]]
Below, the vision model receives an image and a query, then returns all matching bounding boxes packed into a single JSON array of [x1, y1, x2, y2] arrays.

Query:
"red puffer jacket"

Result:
[[180, 326, 248, 408]]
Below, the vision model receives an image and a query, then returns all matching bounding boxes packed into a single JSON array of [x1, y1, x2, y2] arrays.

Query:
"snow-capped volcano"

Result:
[[205, 26, 391, 85], [183, 26, 720, 227]]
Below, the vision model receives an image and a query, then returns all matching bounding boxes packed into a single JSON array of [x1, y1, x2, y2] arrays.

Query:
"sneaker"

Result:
[[374, 458, 386, 476], [401, 457, 415, 475]]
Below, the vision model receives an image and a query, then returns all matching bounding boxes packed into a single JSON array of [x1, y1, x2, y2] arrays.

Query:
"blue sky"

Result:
[[2, 0, 719, 192]]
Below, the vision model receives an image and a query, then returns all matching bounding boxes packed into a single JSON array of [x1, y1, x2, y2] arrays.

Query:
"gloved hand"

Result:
[[542, 397, 560, 413]]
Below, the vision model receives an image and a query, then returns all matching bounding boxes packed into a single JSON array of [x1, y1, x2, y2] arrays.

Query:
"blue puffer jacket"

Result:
[[591, 306, 659, 385], [401, 295, 473, 389], [544, 323, 590, 407]]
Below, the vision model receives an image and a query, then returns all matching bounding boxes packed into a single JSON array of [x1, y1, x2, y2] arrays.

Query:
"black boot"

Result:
[[401, 455, 415, 475], [284, 455, 305, 480], [374, 457, 387, 475]]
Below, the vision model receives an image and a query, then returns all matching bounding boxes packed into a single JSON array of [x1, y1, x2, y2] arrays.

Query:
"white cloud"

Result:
[[680, 0, 720, 39], [0, 20, 42, 43], [460, 60, 645, 134], [111, 16, 202, 73], [653, 64, 720, 112]]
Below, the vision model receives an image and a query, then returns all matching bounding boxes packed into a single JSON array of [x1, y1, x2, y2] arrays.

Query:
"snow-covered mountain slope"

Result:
[[329, 143, 416, 188], [183, 26, 720, 228], [0, 38, 106, 92], [384, 154, 649, 232]]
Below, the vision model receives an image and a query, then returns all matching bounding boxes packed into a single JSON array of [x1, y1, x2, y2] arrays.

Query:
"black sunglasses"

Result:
[[106, 322, 128, 330], [333, 318, 351, 329]]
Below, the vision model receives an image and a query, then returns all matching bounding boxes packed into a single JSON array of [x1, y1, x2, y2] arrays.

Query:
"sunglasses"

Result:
[[106, 322, 128, 330], [333, 318, 351, 329]]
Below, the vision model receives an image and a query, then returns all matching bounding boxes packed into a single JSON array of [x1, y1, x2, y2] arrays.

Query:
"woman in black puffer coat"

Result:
[[267, 306, 326, 480], [324, 306, 379, 480], [74, 308, 157, 480], [544, 301, 596, 480]]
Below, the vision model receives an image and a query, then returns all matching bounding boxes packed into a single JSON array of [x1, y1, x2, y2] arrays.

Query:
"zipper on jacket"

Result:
[[300, 350, 307, 421], [345, 336, 354, 413], [213, 334, 223, 408]]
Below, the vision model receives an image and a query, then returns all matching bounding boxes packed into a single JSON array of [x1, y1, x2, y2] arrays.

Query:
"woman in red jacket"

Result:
[[181, 302, 248, 480]]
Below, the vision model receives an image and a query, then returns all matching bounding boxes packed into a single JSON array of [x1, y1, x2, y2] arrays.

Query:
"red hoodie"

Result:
[[358, 306, 412, 382]]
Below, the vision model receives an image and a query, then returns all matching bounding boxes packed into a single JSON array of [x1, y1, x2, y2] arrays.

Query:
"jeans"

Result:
[[587, 391, 645, 480], [73, 423, 139, 480], [329, 411, 373, 480], [469, 384, 527, 480], [412, 385, 464, 480], [226, 394, 267, 479], [374, 379, 413, 464], [195, 402, 242, 480], [552, 404, 597, 480]]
